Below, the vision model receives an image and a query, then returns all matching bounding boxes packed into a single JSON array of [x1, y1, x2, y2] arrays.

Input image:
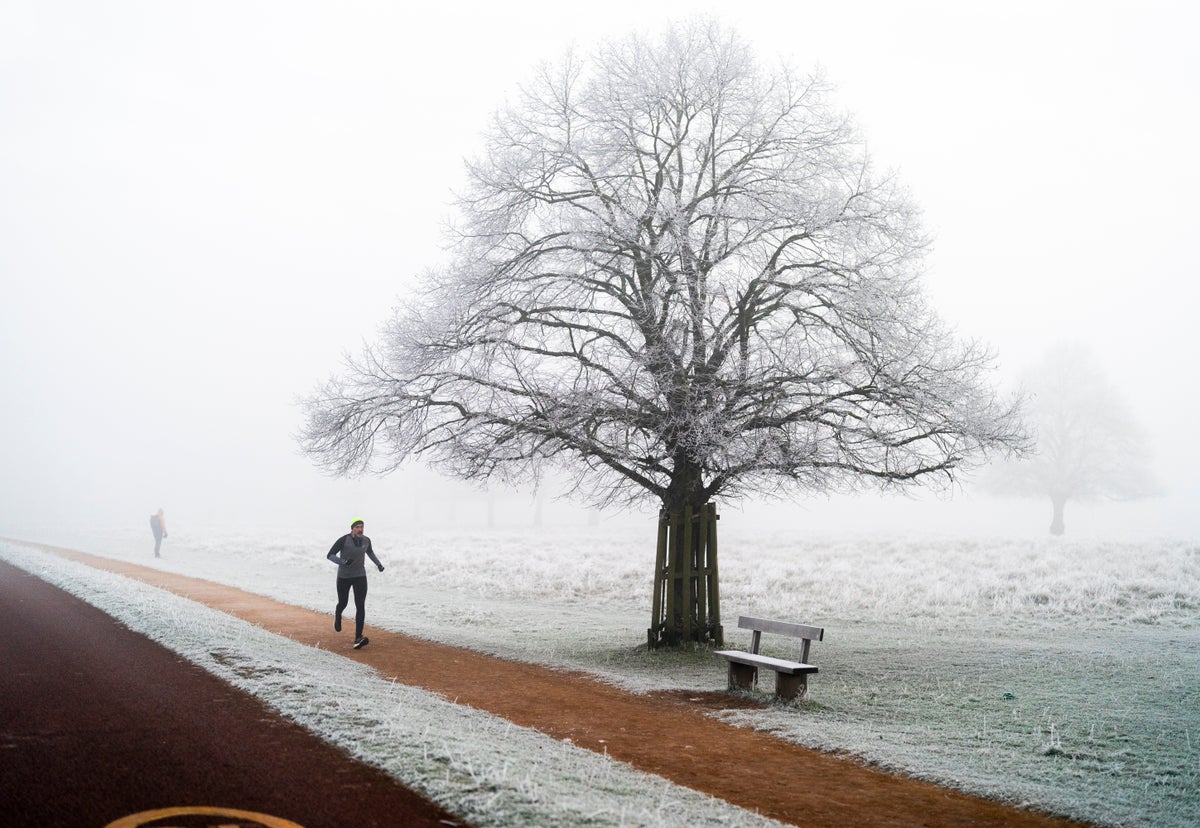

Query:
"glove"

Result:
[[377, 564, 385, 572]]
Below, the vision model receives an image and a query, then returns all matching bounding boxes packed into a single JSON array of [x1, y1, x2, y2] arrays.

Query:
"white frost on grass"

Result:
[[0, 542, 784, 828], [7, 525, 1200, 828]]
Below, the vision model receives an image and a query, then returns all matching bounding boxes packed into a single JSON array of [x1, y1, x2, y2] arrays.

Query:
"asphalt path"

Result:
[[0, 558, 465, 828]]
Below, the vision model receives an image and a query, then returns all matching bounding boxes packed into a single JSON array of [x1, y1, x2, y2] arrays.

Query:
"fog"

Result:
[[2, 1, 1197, 544]]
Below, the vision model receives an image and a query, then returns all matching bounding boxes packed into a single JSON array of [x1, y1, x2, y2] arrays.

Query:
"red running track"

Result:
[[0, 558, 466, 828]]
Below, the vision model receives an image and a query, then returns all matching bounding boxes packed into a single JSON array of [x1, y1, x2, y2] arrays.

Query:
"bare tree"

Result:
[[981, 342, 1157, 535], [301, 21, 1025, 642]]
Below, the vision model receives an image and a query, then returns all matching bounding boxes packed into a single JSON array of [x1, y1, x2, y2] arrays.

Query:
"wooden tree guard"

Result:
[[648, 503, 723, 648]]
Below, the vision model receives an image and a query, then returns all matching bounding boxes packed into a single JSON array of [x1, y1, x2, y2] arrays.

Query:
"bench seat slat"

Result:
[[713, 649, 818, 675]]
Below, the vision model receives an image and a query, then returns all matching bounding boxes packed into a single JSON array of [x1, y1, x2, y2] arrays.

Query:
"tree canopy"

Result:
[[981, 342, 1156, 533], [300, 21, 1025, 512]]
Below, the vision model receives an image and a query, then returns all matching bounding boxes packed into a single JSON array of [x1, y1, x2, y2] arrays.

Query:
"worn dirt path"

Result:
[[41, 544, 1090, 827]]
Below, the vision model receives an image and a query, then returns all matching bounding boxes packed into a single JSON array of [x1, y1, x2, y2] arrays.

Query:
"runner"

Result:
[[149, 508, 167, 558], [326, 518, 385, 648]]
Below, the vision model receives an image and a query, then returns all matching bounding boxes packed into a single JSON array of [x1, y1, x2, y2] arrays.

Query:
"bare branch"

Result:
[[300, 19, 1026, 512]]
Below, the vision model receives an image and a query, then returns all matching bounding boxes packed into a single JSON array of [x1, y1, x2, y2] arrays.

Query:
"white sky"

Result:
[[2, 1, 1197, 541]]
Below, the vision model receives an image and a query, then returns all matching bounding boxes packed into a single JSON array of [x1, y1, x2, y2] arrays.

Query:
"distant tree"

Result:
[[981, 343, 1157, 535], [300, 21, 1026, 644]]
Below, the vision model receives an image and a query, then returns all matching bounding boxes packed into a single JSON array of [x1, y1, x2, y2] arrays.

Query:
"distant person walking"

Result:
[[149, 508, 167, 558], [327, 518, 385, 649]]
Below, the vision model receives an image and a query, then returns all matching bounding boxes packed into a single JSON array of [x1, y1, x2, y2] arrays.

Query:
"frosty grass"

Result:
[[3, 524, 1197, 828]]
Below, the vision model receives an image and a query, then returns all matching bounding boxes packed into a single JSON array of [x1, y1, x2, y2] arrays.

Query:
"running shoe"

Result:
[[353, 637, 369, 649]]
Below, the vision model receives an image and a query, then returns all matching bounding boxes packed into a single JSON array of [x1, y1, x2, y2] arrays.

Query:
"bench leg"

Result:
[[727, 662, 758, 692], [775, 672, 808, 701]]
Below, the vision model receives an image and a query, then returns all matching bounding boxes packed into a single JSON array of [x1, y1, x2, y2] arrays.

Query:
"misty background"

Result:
[[2, 1, 1196, 545]]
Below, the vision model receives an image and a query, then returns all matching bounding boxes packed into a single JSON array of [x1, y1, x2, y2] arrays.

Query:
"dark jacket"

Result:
[[327, 534, 383, 579]]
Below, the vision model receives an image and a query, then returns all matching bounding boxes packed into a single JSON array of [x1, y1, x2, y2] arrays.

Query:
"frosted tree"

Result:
[[300, 21, 1025, 645], [982, 342, 1157, 535]]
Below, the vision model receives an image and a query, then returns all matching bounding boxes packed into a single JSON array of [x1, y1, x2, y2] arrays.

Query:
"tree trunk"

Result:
[[647, 503, 723, 648], [1049, 493, 1067, 535]]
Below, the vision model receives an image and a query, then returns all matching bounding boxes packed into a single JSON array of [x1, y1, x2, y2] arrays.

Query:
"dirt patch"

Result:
[[46, 545, 1092, 828], [644, 688, 768, 711]]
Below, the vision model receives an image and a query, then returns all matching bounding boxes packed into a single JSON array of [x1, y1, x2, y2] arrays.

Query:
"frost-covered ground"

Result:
[[4, 524, 1198, 828], [0, 540, 781, 828]]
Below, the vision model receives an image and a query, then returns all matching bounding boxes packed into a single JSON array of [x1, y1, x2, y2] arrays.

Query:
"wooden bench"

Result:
[[714, 616, 824, 701]]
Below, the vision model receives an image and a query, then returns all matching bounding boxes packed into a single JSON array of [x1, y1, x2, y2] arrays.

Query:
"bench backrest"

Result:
[[738, 615, 824, 663]]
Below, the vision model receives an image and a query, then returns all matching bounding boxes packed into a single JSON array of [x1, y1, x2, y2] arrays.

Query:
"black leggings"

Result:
[[335, 576, 368, 639]]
